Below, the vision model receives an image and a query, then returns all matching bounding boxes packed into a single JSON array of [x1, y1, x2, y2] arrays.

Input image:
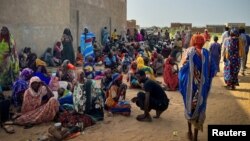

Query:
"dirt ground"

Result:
[[0, 54, 249, 141]]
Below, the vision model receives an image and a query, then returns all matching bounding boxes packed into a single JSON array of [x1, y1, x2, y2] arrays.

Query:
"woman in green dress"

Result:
[[0, 26, 19, 90]]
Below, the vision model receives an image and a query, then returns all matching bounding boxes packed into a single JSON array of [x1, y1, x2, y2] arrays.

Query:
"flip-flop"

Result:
[[2, 125, 15, 134]]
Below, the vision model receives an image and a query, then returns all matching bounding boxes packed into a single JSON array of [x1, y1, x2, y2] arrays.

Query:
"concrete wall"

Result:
[[0, 0, 127, 56], [206, 25, 225, 33], [70, 0, 127, 48], [0, 0, 70, 57], [171, 23, 192, 30], [127, 20, 137, 36], [191, 27, 206, 34], [246, 26, 250, 34]]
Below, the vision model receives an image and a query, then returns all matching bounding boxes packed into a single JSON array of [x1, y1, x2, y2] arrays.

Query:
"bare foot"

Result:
[[187, 132, 193, 140], [153, 110, 164, 118]]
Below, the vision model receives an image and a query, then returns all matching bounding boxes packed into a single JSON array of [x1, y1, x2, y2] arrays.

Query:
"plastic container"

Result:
[[54, 122, 62, 131]]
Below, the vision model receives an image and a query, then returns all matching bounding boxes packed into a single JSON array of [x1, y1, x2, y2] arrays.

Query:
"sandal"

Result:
[[2, 125, 15, 134]]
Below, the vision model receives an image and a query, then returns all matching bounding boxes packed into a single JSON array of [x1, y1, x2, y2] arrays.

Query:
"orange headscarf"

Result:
[[190, 33, 205, 49]]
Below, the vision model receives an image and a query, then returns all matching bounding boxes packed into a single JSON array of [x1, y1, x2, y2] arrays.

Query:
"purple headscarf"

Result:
[[20, 68, 33, 81]]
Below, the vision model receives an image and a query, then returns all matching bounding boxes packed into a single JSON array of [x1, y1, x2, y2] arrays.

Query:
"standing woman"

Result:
[[0, 26, 19, 90], [179, 33, 216, 141], [61, 28, 75, 64], [222, 28, 243, 90]]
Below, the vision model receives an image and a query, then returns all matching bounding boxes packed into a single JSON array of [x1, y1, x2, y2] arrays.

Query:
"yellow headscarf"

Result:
[[36, 59, 47, 67], [136, 54, 144, 69]]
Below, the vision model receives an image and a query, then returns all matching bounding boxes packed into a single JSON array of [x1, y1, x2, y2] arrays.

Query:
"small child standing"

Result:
[[209, 36, 221, 73]]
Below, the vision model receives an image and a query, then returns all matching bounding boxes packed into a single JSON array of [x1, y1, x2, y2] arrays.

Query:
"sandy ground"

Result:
[[0, 54, 249, 141]]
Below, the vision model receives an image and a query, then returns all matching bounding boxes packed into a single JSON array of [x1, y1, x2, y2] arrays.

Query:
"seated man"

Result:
[[132, 70, 169, 122]]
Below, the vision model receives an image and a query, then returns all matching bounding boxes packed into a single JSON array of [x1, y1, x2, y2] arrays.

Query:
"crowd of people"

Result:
[[0, 25, 249, 141]]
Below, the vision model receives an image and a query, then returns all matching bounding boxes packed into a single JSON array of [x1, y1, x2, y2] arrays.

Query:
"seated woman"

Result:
[[53, 41, 62, 66], [5, 77, 59, 126], [84, 56, 96, 79], [121, 53, 132, 73], [18, 47, 32, 69], [104, 52, 117, 70], [73, 71, 104, 121], [152, 54, 164, 76], [48, 75, 60, 98], [27, 53, 38, 72], [12, 68, 33, 108], [105, 73, 130, 116], [144, 47, 152, 59], [127, 62, 141, 89], [58, 87, 74, 111], [163, 51, 179, 91], [34, 65, 51, 85], [93, 41, 103, 63], [143, 56, 151, 67], [136, 53, 156, 80], [43, 48, 56, 67], [100, 69, 113, 92], [56, 60, 77, 83], [84, 56, 104, 80], [150, 51, 158, 66], [136, 53, 145, 70]]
